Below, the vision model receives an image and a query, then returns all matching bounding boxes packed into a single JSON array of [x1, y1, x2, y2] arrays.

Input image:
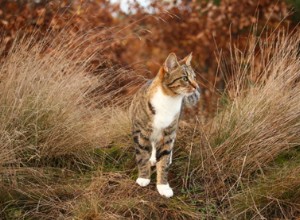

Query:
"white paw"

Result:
[[157, 184, 174, 198], [149, 157, 157, 166], [136, 178, 150, 187]]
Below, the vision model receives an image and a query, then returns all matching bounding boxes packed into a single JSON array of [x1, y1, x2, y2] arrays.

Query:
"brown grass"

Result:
[[231, 164, 300, 218], [0, 31, 135, 219], [71, 172, 203, 220], [0, 34, 105, 166], [193, 29, 300, 218], [1, 26, 300, 219]]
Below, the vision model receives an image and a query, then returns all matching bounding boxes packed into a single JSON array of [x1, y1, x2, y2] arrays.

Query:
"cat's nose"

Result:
[[190, 81, 198, 90]]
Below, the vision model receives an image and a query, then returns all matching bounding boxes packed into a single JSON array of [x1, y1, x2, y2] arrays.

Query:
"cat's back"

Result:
[[129, 80, 153, 122], [132, 80, 152, 100]]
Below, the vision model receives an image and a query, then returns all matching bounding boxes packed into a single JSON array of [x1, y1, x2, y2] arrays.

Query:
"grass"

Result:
[[0, 31, 135, 219], [230, 164, 300, 218], [0, 34, 104, 167], [197, 29, 300, 218], [0, 27, 300, 219]]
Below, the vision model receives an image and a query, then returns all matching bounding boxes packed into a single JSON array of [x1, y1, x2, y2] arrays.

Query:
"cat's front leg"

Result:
[[135, 134, 152, 187], [156, 153, 173, 198], [135, 147, 151, 187], [156, 142, 173, 198]]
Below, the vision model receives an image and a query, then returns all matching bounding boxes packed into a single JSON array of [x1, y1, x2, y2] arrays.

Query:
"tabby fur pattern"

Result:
[[129, 52, 200, 198]]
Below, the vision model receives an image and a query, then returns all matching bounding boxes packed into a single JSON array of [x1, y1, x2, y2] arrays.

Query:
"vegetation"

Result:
[[0, 0, 300, 219]]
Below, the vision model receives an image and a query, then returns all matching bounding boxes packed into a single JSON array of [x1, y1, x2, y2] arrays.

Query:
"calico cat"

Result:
[[129, 52, 200, 198]]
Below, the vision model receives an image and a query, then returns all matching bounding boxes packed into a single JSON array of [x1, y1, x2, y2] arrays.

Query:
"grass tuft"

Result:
[[197, 29, 300, 218]]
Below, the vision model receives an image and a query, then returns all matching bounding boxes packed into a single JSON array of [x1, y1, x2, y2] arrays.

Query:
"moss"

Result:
[[99, 145, 135, 173], [1, 207, 24, 220], [287, 0, 300, 22], [273, 145, 300, 167]]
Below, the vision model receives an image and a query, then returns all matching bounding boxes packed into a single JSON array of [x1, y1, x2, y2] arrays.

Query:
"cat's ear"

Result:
[[183, 52, 193, 66], [163, 53, 179, 73]]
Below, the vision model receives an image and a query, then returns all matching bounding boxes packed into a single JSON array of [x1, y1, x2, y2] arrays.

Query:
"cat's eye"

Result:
[[182, 76, 188, 81]]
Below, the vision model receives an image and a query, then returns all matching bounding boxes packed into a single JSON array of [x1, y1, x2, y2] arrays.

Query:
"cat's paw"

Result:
[[149, 157, 157, 166], [157, 184, 174, 198], [136, 178, 150, 187]]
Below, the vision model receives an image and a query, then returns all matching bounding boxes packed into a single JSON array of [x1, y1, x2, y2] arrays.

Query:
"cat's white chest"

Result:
[[151, 87, 183, 131]]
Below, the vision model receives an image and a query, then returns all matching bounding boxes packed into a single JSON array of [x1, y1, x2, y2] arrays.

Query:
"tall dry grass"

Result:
[[0, 30, 135, 219], [0, 34, 102, 167], [194, 29, 300, 218]]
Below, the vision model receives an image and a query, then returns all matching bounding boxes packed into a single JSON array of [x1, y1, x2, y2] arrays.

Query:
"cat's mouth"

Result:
[[180, 87, 199, 96], [185, 91, 196, 96], [177, 90, 194, 96]]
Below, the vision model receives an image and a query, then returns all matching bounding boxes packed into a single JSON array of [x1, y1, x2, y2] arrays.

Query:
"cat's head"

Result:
[[160, 52, 199, 96]]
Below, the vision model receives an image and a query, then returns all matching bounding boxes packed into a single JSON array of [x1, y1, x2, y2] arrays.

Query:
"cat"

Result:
[[129, 52, 200, 198]]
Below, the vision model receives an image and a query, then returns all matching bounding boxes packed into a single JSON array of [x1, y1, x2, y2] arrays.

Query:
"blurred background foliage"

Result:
[[0, 0, 297, 116]]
